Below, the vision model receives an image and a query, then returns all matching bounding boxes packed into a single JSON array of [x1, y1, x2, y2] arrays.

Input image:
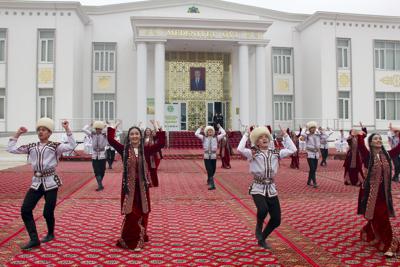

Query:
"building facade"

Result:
[[0, 0, 400, 132]]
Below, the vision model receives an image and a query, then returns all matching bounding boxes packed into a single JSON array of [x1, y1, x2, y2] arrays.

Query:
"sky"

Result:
[[34, 0, 400, 16]]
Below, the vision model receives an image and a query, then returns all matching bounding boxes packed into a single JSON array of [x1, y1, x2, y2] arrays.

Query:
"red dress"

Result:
[[144, 134, 163, 187], [288, 128, 301, 169], [357, 134, 400, 255], [343, 130, 366, 186], [107, 127, 165, 250], [220, 133, 232, 169]]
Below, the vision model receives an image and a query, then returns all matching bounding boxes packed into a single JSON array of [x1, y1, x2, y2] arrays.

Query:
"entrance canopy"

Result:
[[131, 16, 272, 45], [130, 16, 272, 129]]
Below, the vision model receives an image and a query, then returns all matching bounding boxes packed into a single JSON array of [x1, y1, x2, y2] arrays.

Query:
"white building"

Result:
[[0, 0, 399, 132]]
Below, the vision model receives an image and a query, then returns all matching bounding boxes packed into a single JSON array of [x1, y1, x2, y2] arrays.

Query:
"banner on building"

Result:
[[147, 98, 155, 115], [164, 103, 180, 131]]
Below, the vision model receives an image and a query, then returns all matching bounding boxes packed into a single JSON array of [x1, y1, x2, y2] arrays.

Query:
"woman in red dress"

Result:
[[107, 124, 165, 251], [343, 123, 367, 186], [357, 129, 400, 257], [220, 129, 232, 169], [287, 127, 301, 169], [143, 121, 164, 187]]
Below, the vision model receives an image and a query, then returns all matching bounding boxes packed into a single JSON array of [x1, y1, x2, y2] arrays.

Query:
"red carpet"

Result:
[[0, 154, 400, 266]]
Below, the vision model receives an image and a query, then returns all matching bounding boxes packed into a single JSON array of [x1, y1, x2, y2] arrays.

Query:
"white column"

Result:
[[256, 45, 266, 126], [136, 42, 147, 124], [154, 42, 165, 128], [238, 43, 250, 127]]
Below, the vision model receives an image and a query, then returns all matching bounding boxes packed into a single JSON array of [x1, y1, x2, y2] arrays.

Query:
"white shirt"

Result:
[[7, 133, 76, 191], [388, 131, 400, 149], [195, 127, 226, 159], [320, 129, 334, 149], [302, 132, 321, 159], [83, 125, 108, 160], [237, 134, 296, 196]]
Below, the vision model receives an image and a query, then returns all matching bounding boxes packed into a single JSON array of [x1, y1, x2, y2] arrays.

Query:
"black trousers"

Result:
[[307, 158, 318, 185], [252, 194, 281, 239], [92, 159, 106, 178], [106, 149, 116, 167], [393, 156, 400, 181], [204, 159, 216, 184], [320, 148, 329, 165], [21, 185, 58, 239]]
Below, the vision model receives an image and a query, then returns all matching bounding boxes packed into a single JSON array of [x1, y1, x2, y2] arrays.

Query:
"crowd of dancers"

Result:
[[6, 117, 400, 257]]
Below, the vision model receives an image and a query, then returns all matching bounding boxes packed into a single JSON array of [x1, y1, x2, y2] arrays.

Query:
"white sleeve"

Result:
[[279, 135, 297, 159], [237, 133, 253, 160], [6, 138, 29, 154], [195, 128, 204, 141], [56, 133, 76, 154], [82, 125, 92, 136], [216, 127, 226, 141]]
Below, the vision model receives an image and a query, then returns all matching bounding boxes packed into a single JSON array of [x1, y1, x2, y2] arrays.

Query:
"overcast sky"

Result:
[[38, 0, 400, 16]]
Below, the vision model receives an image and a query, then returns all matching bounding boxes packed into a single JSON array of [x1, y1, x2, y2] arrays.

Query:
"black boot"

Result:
[[21, 221, 40, 250], [95, 176, 104, 191], [41, 233, 55, 243], [257, 239, 271, 249], [255, 220, 263, 241], [208, 177, 216, 190], [42, 215, 55, 243], [207, 177, 211, 185]]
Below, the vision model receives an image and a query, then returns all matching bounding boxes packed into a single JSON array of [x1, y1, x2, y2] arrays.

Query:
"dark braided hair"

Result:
[[122, 126, 147, 195]]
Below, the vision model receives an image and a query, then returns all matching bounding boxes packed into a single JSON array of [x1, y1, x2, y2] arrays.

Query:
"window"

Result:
[[374, 40, 400, 70], [0, 30, 6, 63], [39, 30, 55, 63], [180, 102, 187, 130], [0, 88, 5, 120], [338, 91, 350, 120], [93, 94, 115, 121], [337, 39, 350, 69], [375, 92, 400, 120], [93, 43, 116, 72], [38, 88, 53, 119], [273, 48, 292, 74], [273, 95, 293, 121]]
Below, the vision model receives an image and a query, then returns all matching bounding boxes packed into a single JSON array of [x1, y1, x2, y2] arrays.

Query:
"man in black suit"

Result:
[[191, 69, 205, 91]]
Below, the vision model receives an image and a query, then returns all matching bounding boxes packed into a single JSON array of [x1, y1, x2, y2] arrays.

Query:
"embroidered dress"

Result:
[[107, 127, 165, 250], [357, 135, 400, 255]]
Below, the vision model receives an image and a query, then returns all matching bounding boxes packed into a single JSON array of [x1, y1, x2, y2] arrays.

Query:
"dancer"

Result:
[[388, 123, 400, 182], [237, 125, 296, 249], [220, 128, 232, 169], [300, 121, 321, 188], [335, 129, 348, 153], [357, 127, 400, 257], [195, 124, 226, 190], [343, 122, 367, 186], [319, 127, 334, 166], [287, 127, 301, 169], [83, 135, 93, 155], [143, 120, 164, 187], [105, 121, 120, 169], [83, 121, 108, 191], [7, 118, 75, 249], [107, 124, 165, 250]]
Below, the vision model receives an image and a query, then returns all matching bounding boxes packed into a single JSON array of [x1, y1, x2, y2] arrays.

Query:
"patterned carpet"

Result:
[[0, 156, 400, 266]]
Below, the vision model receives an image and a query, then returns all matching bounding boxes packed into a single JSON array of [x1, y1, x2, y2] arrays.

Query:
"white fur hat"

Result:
[[306, 121, 318, 130], [204, 126, 215, 136], [250, 126, 272, 145], [36, 117, 54, 132], [392, 125, 400, 132], [93, 121, 105, 129]]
